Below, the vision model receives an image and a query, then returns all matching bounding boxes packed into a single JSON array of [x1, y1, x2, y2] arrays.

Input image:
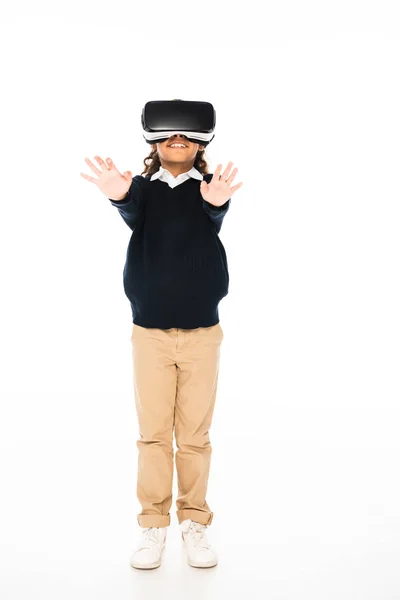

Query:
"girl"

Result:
[[80, 134, 242, 569]]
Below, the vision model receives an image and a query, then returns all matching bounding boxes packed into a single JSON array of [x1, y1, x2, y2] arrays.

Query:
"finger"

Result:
[[80, 172, 99, 184], [229, 182, 243, 194], [105, 157, 125, 178], [226, 167, 238, 185], [221, 161, 234, 180], [94, 155, 113, 171], [212, 164, 222, 180], [84, 157, 103, 177]]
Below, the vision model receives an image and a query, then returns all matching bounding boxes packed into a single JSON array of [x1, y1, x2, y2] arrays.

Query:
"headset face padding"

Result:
[[146, 134, 212, 146]]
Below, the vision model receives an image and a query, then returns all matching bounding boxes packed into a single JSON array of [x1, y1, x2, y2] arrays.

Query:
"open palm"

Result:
[[200, 162, 243, 206]]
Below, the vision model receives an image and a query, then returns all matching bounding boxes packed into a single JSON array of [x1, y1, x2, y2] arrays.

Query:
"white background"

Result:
[[1, 2, 399, 598]]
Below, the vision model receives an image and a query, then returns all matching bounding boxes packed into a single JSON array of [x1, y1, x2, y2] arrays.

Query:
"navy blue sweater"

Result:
[[109, 173, 231, 329]]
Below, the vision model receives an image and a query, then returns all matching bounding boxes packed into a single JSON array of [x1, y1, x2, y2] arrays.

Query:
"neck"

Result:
[[160, 160, 194, 178]]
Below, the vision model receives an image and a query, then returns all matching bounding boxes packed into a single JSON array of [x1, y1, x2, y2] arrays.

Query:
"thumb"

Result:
[[123, 170, 133, 181]]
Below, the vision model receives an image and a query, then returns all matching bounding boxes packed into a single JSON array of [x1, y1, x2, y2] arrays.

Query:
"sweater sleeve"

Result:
[[108, 175, 145, 231], [202, 198, 231, 234], [201, 172, 231, 233]]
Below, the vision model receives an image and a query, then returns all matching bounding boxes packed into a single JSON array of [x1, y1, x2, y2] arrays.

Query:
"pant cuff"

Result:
[[137, 513, 171, 527], [176, 509, 214, 526]]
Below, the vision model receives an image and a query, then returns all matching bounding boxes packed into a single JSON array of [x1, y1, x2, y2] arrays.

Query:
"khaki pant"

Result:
[[130, 322, 224, 528]]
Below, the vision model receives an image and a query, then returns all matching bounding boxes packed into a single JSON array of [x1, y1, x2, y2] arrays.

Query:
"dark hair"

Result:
[[141, 146, 210, 178]]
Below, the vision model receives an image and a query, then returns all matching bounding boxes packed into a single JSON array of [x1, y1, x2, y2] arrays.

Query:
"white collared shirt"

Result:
[[150, 165, 204, 189]]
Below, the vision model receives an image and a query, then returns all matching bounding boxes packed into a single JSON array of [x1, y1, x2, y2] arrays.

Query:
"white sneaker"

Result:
[[130, 526, 167, 569], [180, 519, 218, 568]]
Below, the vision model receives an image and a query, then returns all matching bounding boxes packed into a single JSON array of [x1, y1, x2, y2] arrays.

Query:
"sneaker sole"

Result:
[[187, 557, 218, 568]]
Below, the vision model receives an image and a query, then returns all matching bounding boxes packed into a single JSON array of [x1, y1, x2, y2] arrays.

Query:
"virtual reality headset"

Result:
[[141, 99, 216, 147]]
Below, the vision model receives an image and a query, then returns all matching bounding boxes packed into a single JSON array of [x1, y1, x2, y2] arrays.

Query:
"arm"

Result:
[[109, 175, 145, 231], [201, 173, 230, 233], [202, 197, 231, 234]]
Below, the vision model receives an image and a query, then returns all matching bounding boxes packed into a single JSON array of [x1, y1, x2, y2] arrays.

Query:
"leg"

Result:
[[131, 324, 177, 528], [174, 323, 224, 526]]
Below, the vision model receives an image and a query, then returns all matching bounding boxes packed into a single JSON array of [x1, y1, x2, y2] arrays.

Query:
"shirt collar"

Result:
[[150, 165, 204, 182]]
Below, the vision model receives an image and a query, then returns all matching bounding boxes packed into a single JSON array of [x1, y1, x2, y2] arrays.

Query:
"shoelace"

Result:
[[139, 527, 163, 550], [184, 521, 211, 550]]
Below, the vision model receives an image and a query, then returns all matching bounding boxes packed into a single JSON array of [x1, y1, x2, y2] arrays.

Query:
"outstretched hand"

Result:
[[200, 162, 243, 206]]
